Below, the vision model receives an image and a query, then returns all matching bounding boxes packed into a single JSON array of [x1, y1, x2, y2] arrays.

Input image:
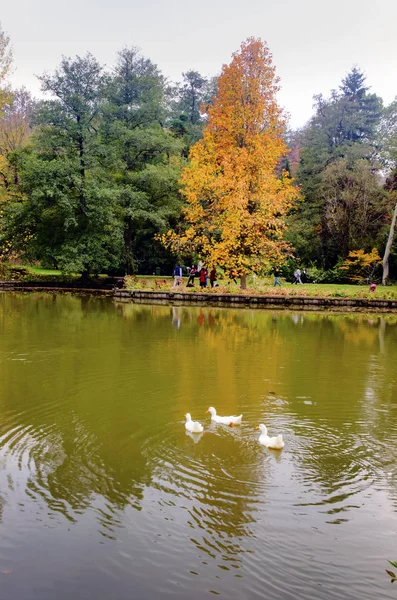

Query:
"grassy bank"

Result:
[[2, 265, 396, 300], [0, 264, 77, 281], [125, 275, 397, 300]]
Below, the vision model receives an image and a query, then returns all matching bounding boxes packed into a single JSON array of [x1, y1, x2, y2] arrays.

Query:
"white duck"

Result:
[[185, 413, 204, 433], [206, 406, 243, 426], [257, 424, 284, 449]]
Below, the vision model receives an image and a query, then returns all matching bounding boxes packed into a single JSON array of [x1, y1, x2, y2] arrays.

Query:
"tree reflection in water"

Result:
[[1, 294, 397, 599]]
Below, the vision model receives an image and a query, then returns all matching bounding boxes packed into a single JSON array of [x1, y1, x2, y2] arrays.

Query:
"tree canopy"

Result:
[[287, 68, 391, 269], [162, 38, 299, 287], [0, 34, 396, 282]]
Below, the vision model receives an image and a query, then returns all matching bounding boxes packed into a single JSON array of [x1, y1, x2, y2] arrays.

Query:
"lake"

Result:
[[0, 292, 397, 599]]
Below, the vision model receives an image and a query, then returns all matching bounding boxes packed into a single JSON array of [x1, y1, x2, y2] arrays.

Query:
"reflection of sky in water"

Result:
[[0, 294, 397, 599]]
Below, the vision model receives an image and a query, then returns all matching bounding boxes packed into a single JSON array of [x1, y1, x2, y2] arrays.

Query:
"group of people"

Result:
[[175, 264, 310, 288], [188, 265, 218, 288], [292, 268, 308, 284], [173, 263, 218, 288], [273, 267, 308, 286]]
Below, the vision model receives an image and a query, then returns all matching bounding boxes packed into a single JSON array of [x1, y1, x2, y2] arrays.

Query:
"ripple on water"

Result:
[[287, 420, 383, 528], [127, 403, 396, 598], [138, 417, 283, 577], [0, 403, 393, 600], [2, 297, 397, 600]]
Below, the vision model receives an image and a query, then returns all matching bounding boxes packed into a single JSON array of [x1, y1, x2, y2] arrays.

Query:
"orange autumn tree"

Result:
[[162, 38, 299, 288]]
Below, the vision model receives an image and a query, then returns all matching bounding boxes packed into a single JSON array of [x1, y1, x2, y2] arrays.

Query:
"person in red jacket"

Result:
[[199, 267, 208, 288]]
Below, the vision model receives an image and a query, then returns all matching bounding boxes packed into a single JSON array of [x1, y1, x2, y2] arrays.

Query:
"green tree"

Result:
[[380, 98, 397, 169], [170, 71, 217, 151], [288, 68, 383, 268], [102, 47, 183, 273], [1, 54, 123, 274], [322, 158, 389, 259], [370, 98, 397, 283], [177, 70, 207, 125]]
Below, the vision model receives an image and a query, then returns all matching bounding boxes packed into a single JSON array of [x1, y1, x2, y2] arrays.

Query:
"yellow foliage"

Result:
[[340, 248, 382, 282], [0, 111, 30, 202], [161, 38, 300, 275]]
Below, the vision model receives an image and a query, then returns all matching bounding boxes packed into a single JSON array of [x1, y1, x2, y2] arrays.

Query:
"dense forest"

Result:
[[0, 24, 396, 281]]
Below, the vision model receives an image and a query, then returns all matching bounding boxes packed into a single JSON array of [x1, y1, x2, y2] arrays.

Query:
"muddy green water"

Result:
[[0, 293, 397, 600]]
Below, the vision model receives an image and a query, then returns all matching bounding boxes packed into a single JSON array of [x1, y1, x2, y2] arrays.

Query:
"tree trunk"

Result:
[[240, 274, 247, 290], [382, 198, 397, 285]]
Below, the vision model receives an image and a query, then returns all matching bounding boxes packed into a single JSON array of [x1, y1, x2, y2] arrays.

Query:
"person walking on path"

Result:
[[187, 265, 197, 287], [199, 266, 208, 288], [301, 268, 308, 283], [292, 268, 302, 284], [273, 267, 281, 287], [209, 267, 217, 288], [173, 264, 183, 286]]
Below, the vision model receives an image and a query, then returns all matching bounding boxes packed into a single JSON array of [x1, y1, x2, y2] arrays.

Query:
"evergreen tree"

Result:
[[170, 71, 217, 151], [102, 48, 183, 273], [288, 68, 383, 268]]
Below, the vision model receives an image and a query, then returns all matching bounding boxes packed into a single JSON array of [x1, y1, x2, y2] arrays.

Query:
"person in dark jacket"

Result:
[[173, 264, 183, 286], [187, 265, 197, 287], [273, 267, 281, 287]]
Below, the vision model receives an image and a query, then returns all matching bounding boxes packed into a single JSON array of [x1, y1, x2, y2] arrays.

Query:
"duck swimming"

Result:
[[185, 413, 204, 433], [257, 424, 284, 449], [206, 407, 243, 426]]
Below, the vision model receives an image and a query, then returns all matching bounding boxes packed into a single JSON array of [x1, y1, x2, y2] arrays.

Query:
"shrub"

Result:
[[0, 263, 29, 281], [307, 265, 344, 283], [340, 249, 382, 283]]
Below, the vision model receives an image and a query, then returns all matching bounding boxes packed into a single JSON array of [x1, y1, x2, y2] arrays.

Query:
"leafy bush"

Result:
[[307, 265, 344, 283], [0, 263, 29, 281], [340, 248, 382, 283]]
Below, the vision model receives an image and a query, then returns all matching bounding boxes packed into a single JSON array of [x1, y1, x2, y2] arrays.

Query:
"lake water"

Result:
[[1, 292, 397, 600]]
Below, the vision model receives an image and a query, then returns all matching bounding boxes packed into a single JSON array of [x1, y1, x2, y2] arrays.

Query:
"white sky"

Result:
[[2, 0, 397, 128]]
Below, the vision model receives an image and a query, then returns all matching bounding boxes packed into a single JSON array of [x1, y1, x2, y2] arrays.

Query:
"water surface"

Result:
[[0, 293, 397, 599]]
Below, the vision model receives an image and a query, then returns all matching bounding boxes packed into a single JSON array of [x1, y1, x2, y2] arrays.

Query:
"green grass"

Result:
[[253, 281, 397, 300], [237, 278, 397, 300], [17, 266, 108, 279], [6, 266, 397, 300], [125, 274, 397, 300], [23, 266, 68, 277]]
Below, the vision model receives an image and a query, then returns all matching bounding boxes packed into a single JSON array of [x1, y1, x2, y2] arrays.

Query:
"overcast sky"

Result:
[[2, 0, 397, 128]]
